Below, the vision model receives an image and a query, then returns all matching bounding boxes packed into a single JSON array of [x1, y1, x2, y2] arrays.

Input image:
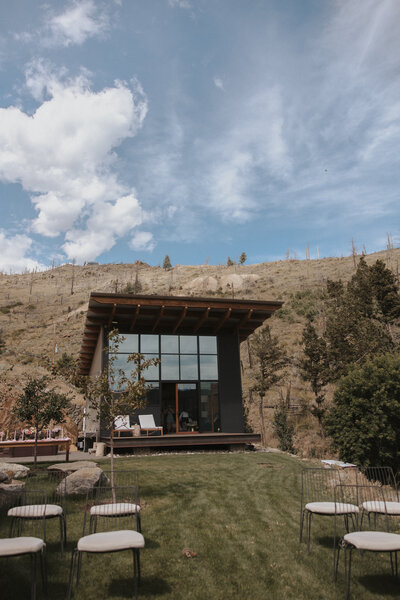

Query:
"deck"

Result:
[[103, 432, 260, 452]]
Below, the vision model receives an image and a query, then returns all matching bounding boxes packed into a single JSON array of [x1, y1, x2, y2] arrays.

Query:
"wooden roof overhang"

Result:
[[78, 292, 283, 375]]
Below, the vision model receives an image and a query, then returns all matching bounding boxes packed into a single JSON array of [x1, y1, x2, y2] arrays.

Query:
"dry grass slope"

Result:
[[1, 248, 399, 452]]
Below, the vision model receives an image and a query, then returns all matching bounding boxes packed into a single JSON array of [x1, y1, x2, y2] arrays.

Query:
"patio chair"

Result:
[[8, 488, 66, 554], [299, 467, 359, 554], [67, 485, 145, 600], [334, 484, 400, 599], [0, 536, 47, 600], [9, 480, 66, 556], [138, 414, 163, 436], [113, 415, 133, 437], [91, 472, 142, 532], [360, 467, 400, 528]]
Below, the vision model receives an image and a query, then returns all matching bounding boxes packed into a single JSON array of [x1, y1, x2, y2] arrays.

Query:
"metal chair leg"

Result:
[[334, 542, 341, 583], [299, 509, 305, 543], [66, 549, 78, 600], [306, 512, 312, 554], [30, 552, 37, 600], [345, 547, 353, 600], [132, 549, 138, 600], [59, 516, 64, 556], [40, 546, 48, 596]]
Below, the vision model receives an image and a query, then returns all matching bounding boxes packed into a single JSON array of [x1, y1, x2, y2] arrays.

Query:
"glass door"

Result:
[[177, 383, 199, 433]]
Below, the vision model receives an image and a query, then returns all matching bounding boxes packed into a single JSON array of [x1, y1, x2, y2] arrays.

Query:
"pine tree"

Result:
[[299, 321, 330, 428], [239, 252, 247, 265], [226, 256, 234, 267], [163, 254, 172, 270], [249, 325, 288, 446]]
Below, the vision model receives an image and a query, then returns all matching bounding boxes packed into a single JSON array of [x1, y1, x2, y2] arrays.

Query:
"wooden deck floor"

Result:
[[104, 432, 260, 451]]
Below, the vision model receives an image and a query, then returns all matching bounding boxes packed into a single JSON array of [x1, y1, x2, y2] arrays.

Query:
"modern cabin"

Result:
[[78, 293, 282, 451]]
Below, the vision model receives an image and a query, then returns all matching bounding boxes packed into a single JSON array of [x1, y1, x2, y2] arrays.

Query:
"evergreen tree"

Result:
[[299, 321, 330, 428], [249, 325, 288, 446], [226, 256, 234, 267], [239, 252, 247, 265], [301, 258, 399, 387], [325, 353, 400, 472], [163, 255, 172, 270]]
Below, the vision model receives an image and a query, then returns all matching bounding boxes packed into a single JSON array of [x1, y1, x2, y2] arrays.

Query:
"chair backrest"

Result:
[[25, 467, 67, 512], [10, 489, 48, 539], [82, 485, 140, 536], [139, 414, 156, 428], [362, 466, 398, 501], [114, 415, 131, 430], [102, 469, 139, 487], [334, 483, 389, 533], [301, 467, 342, 505]]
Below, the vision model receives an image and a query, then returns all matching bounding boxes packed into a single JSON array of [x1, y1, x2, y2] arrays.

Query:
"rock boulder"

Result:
[[48, 461, 98, 475], [0, 462, 30, 480], [57, 467, 109, 496]]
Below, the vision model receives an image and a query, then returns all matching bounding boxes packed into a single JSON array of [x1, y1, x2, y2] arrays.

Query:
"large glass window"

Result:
[[110, 334, 218, 382], [118, 334, 138, 353], [161, 354, 180, 380], [140, 334, 159, 353], [180, 336, 197, 354], [141, 354, 160, 380], [180, 354, 198, 380], [200, 382, 220, 432], [199, 354, 218, 380], [161, 335, 178, 353], [199, 336, 217, 354]]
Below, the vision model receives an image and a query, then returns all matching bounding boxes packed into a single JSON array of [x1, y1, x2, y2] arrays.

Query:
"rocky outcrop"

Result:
[[57, 467, 108, 496], [0, 462, 30, 480]]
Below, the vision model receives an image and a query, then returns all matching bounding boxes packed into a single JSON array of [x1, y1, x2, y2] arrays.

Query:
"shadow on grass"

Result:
[[358, 574, 400, 596], [142, 480, 202, 500], [144, 537, 160, 549], [108, 576, 171, 597]]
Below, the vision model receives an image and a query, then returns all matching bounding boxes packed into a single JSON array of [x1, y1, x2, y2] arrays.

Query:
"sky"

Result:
[[0, 0, 400, 272]]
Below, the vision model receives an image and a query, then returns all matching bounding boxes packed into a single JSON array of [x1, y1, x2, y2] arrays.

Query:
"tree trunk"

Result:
[[34, 427, 38, 468], [259, 395, 266, 447], [110, 437, 116, 502]]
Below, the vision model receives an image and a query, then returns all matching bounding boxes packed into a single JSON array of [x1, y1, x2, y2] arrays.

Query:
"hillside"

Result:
[[1, 248, 399, 453]]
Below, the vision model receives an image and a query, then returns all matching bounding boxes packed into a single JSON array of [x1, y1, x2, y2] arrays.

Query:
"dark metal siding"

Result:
[[217, 332, 244, 433]]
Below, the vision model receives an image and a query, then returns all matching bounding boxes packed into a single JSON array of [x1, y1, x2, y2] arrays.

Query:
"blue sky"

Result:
[[0, 0, 399, 271]]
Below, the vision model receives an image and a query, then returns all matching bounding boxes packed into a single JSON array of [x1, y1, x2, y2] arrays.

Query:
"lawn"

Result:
[[1, 451, 399, 599]]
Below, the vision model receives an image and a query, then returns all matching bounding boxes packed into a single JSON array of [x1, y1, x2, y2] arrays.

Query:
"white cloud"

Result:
[[0, 232, 45, 273], [213, 77, 224, 91], [168, 0, 191, 9], [206, 87, 291, 221], [0, 63, 148, 263], [46, 0, 109, 47], [129, 231, 155, 252]]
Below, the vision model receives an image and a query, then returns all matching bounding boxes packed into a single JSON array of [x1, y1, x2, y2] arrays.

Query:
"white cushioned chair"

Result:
[[0, 536, 47, 600], [67, 486, 145, 600], [334, 484, 400, 599]]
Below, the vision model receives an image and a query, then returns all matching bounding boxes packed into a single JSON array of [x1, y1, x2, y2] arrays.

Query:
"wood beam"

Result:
[[214, 308, 232, 333], [129, 304, 141, 332], [107, 303, 117, 329], [193, 307, 210, 333], [92, 295, 282, 312], [236, 309, 253, 331], [172, 306, 188, 334], [152, 305, 165, 332]]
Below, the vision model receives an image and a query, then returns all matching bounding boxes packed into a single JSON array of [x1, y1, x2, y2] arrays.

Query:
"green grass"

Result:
[[1, 452, 399, 599]]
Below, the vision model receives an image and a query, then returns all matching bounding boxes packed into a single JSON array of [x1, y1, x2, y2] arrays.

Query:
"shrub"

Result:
[[273, 402, 294, 453], [325, 353, 400, 471]]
